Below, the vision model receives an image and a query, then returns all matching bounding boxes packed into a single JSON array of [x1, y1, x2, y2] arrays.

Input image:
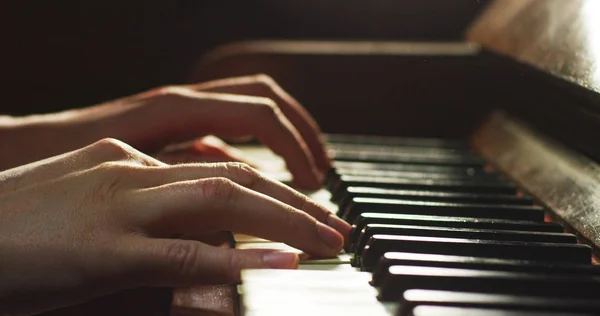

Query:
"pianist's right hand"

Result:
[[0, 138, 350, 315]]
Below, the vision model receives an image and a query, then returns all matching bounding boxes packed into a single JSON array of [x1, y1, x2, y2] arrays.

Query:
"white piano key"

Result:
[[236, 242, 302, 252], [241, 269, 395, 316], [241, 269, 371, 287], [236, 242, 353, 263], [306, 189, 338, 212], [235, 144, 389, 316], [298, 263, 357, 271], [243, 290, 380, 307], [300, 253, 353, 264], [234, 234, 271, 243], [244, 306, 392, 316]]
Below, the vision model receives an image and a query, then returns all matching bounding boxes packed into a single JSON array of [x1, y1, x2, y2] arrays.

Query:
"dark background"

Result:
[[0, 1, 490, 115], [5, 1, 600, 315]]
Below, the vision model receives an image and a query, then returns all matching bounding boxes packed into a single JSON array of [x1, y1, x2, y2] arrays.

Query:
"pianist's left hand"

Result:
[[0, 74, 329, 190]]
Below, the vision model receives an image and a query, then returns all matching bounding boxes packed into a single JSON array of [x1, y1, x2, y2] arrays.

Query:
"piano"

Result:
[[34, 0, 600, 315], [170, 1, 600, 315]]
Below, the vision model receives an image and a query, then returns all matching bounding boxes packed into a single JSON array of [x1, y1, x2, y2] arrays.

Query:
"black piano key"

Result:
[[378, 266, 600, 301], [331, 175, 516, 202], [353, 224, 576, 254], [328, 143, 471, 158], [336, 187, 533, 216], [397, 289, 600, 315], [328, 147, 484, 166], [359, 234, 591, 269], [328, 168, 473, 193], [350, 213, 564, 245], [326, 166, 496, 191], [342, 197, 544, 224], [403, 305, 595, 316], [331, 161, 485, 175], [328, 168, 502, 193], [323, 134, 468, 149], [371, 252, 600, 287], [331, 167, 498, 184]]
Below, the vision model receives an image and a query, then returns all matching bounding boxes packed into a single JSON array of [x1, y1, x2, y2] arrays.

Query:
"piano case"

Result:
[[172, 0, 600, 315]]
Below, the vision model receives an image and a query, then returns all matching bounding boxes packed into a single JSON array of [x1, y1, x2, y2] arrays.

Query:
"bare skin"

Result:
[[0, 75, 350, 315], [0, 74, 330, 190]]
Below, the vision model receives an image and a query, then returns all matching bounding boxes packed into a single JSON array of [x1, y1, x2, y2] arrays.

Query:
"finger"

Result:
[[122, 237, 299, 286], [154, 150, 219, 165], [154, 138, 256, 166], [187, 74, 331, 172], [129, 178, 344, 258], [138, 162, 350, 238], [193, 135, 254, 164], [178, 230, 234, 247], [144, 88, 322, 190], [86, 138, 167, 167]]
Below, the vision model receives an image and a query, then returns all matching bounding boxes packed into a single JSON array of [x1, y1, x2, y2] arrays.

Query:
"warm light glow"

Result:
[[582, 0, 600, 90]]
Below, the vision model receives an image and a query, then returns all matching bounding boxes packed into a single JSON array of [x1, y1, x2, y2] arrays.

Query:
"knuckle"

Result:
[[199, 177, 238, 205], [250, 74, 277, 94], [148, 86, 191, 104], [282, 206, 304, 230], [155, 85, 186, 97], [164, 241, 200, 277], [252, 98, 280, 118], [252, 73, 276, 86], [92, 138, 134, 160], [299, 198, 312, 217], [88, 162, 129, 203], [223, 162, 260, 188], [92, 161, 146, 200], [225, 250, 243, 281]]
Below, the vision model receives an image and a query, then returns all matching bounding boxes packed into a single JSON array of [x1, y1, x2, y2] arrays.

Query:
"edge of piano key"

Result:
[[240, 269, 397, 316], [236, 242, 352, 264]]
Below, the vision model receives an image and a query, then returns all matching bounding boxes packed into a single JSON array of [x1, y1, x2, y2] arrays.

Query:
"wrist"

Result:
[[0, 114, 76, 170]]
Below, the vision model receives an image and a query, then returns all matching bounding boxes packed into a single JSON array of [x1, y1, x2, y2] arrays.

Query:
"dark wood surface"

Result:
[[188, 41, 488, 138], [170, 285, 237, 316], [173, 1, 600, 313], [35, 288, 172, 316], [466, 0, 600, 163], [467, 0, 600, 100], [473, 111, 600, 255], [0, 1, 488, 115]]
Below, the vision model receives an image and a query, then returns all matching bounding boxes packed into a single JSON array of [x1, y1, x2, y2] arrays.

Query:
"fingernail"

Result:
[[327, 214, 352, 238], [263, 252, 299, 269], [317, 222, 343, 251]]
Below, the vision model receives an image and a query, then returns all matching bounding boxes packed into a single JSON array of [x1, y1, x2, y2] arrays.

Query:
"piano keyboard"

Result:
[[238, 135, 600, 316]]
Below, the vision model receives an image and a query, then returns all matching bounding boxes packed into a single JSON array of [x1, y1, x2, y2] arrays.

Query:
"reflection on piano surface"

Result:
[[172, 0, 600, 315]]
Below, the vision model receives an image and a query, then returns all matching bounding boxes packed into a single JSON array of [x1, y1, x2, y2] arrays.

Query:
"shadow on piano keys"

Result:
[[173, 0, 600, 313], [171, 111, 600, 316]]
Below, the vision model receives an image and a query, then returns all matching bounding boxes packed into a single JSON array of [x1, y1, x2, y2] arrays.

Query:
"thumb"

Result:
[[154, 135, 257, 166], [193, 135, 247, 160], [122, 238, 299, 286]]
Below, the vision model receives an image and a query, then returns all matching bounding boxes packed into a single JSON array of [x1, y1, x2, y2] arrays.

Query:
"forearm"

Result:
[[0, 114, 87, 171], [0, 115, 23, 170]]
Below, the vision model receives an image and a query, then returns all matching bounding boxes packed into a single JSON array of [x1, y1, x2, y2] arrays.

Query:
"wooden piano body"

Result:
[[37, 0, 600, 315], [173, 0, 600, 315]]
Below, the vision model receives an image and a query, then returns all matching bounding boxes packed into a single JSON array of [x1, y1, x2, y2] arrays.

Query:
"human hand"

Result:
[[154, 135, 256, 166], [0, 75, 329, 190], [0, 138, 349, 315]]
